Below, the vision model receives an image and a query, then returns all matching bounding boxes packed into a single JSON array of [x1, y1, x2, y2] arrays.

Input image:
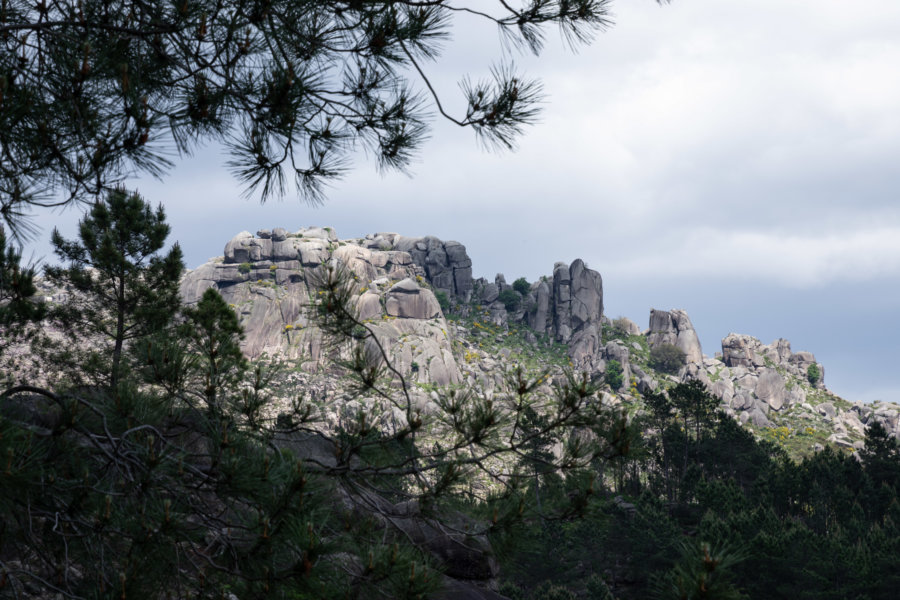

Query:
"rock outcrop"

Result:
[[180, 227, 461, 385], [677, 333, 832, 431], [647, 308, 703, 365], [174, 225, 900, 451], [530, 259, 604, 370], [355, 233, 474, 301]]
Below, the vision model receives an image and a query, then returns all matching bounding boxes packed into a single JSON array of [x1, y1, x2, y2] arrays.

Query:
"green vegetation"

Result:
[[498, 381, 900, 600], [434, 289, 451, 313], [3, 198, 638, 598], [603, 322, 651, 367], [0, 228, 45, 341], [44, 190, 184, 389], [499, 288, 523, 312], [807, 363, 821, 385], [513, 277, 532, 296], [649, 343, 687, 374], [605, 359, 624, 390], [449, 311, 571, 372], [238, 261, 252, 274]]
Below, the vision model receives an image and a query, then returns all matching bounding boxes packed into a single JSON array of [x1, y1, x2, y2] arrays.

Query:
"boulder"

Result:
[[481, 282, 499, 304], [224, 230, 254, 263], [721, 333, 759, 368], [817, 402, 836, 419], [568, 259, 603, 331], [529, 281, 551, 334], [552, 262, 572, 342], [744, 407, 772, 428], [671, 310, 703, 365], [385, 279, 441, 319], [647, 309, 702, 364], [614, 316, 641, 336], [357, 292, 383, 321], [755, 368, 787, 411], [385, 234, 473, 300], [569, 323, 602, 372]]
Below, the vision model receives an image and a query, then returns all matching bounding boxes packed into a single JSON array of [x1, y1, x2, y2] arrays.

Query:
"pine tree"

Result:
[[43, 188, 183, 389], [3, 198, 636, 598], [0, 1, 671, 237], [0, 225, 44, 344]]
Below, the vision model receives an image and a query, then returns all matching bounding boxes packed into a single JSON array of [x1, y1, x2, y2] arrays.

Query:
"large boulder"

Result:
[[721, 333, 763, 368], [378, 234, 474, 300], [385, 278, 442, 319], [569, 259, 603, 331], [755, 368, 787, 411], [647, 308, 702, 365], [552, 262, 573, 342]]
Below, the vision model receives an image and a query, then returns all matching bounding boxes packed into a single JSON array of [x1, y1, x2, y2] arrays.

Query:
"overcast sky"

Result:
[[28, 0, 900, 404]]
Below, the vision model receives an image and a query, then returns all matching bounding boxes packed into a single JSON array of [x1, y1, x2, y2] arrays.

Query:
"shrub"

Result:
[[611, 316, 634, 335], [498, 289, 521, 312], [530, 582, 577, 600], [434, 290, 450, 313], [605, 359, 624, 390], [649, 343, 686, 374], [238, 262, 252, 274], [807, 363, 820, 385], [512, 277, 531, 296]]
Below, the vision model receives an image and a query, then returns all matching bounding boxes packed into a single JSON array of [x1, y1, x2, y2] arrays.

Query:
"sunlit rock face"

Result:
[[180, 226, 460, 386], [647, 308, 703, 366]]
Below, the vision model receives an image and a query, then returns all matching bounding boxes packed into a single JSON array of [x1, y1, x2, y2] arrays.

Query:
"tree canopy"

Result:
[[0, 0, 668, 238]]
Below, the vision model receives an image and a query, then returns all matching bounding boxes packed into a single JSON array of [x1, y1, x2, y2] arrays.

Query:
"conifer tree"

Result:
[[44, 188, 183, 389], [0, 0, 670, 237], [0, 225, 44, 343]]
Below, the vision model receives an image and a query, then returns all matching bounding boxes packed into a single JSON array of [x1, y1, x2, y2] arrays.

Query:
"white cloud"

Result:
[[605, 225, 900, 288]]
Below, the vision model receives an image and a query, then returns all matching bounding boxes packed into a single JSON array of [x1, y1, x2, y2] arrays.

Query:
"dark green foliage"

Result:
[[650, 540, 747, 600], [434, 289, 451, 313], [180, 287, 249, 410], [0, 0, 630, 237], [530, 582, 578, 600], [605, 359, 624, 389], [807, 363, 821, 385], [44, 189, 184, 389], [498, 374, 900, 600], [0, 201, 354, 598], [586, 574, 617, 600], [0, 226, 45, 340], [649, 343, 686, 374], [513, 277, 532, 296], [499, 288, 522, 311]]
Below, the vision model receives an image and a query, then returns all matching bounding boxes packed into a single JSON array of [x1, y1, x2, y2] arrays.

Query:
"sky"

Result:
[[26, 0, 900, 404]]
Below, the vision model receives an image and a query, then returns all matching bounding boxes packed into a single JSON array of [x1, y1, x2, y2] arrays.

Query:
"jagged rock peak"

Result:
[[721, 333, 825, 389], [646, 308, 703, 365], [354, 233, 474, 301], [523, 259, 603, 345]]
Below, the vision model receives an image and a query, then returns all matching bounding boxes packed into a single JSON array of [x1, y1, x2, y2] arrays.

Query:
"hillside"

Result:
[[7, 223, 900, 600], [176, 225, 899, 459]]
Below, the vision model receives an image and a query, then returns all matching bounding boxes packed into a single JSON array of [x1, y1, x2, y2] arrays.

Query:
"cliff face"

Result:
[[180, 226, 461, 386]]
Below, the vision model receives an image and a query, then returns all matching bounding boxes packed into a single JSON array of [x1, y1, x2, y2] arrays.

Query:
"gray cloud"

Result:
[[26, 0, 900, 403]]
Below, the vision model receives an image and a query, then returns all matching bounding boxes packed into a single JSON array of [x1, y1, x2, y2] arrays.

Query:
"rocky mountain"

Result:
[[178, 226, 900, 458]]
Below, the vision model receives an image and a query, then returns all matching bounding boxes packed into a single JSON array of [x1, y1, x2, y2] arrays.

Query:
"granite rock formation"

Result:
[[180, 227, 460, 386], [647, 308, 703, 365]]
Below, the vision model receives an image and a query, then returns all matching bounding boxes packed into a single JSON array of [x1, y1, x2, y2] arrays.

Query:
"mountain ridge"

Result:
[[176, 225, 899, 457]]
